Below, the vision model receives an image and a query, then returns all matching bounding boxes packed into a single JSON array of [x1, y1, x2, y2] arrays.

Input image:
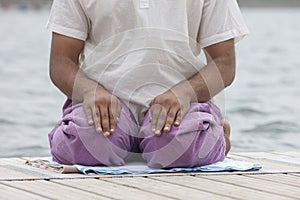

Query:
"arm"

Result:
[[188, 38, 236, 102], [49, 33, 121, 137], [150, 39, 236, 135]]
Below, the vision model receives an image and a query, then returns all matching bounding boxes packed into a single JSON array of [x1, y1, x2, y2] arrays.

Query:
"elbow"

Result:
[[223, 54, 236, 88], [226, 65, 236, 87], [217, 58, 236, 88], [49, 57, 64, 88], [49, 62, 58, 87]]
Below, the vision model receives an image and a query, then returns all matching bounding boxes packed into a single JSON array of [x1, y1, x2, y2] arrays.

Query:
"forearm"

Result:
[[181, 39, 236, 103], [185, 56, 236, 103], [150, 52, 235, 133], [50, 57, 98, 102]]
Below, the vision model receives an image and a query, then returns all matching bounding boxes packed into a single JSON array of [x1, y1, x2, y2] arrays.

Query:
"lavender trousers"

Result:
[[48, 99, 226, 168]]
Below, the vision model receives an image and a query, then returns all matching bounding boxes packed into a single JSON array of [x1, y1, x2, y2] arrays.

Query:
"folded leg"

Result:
[[48, 99, 139, 166], [140, 102, 226, 168]]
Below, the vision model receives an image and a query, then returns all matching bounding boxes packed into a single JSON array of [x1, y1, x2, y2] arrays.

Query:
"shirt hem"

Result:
[[199, 26, 249, 49], [46, 22, 87, 41]]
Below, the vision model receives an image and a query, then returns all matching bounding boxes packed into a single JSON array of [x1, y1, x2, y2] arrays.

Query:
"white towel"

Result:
[[26, 157, 261, 175]]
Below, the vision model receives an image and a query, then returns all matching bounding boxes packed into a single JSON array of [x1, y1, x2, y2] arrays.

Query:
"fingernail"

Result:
[[97, 127, 102, 133], [110, 128, 115, 133], [104, 132, 110, 137], [88, 120, 94, 125], [152, 128, 156, 132], [174, 121, 180, 126], [155, 130, 161, 136], [164, 126, 170, 132]]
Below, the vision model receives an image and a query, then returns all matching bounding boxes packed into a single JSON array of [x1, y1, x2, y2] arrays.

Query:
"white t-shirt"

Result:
[[47, 0, 248, 123]]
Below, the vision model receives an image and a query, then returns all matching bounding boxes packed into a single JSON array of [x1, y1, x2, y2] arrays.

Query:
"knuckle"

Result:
[[168, 111, 175, 118], [94, 111, 100, 117], [101, 113, 109, 119], [109, 114, 115, 121], [152, 113, 159, 119], [176, 115, 182, 120], [166, 117, 174, 124]]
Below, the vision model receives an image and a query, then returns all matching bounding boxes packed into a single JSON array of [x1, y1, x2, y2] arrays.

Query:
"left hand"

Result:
[[150, 81, 195, 136]]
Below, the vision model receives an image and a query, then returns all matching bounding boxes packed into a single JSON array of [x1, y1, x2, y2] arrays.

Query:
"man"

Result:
[[47, 0, 248, 168]]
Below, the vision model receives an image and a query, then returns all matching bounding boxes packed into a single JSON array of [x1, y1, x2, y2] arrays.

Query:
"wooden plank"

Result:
[[290, 173, 300, 177], [52, 178, 173, 200], [2, 180, 110, 200], [151, 175, 293, 200], [228, 154, 300, 173], [231, 152, 300, 166], [0, 164, 92, 181], [0, 165, 36, 181], [203, 175, 300, 199], [245, 174, 300, 187], [0, 158, 26, 165], [0, 159, 95, 181], [105, 177, 232, 200], [0, 183, 48, 200], [268, 152, 300, 158]]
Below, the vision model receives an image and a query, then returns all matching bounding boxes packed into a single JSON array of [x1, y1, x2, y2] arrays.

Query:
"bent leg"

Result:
[[48, 99, 139, 166], [140, 102, 226, 168]]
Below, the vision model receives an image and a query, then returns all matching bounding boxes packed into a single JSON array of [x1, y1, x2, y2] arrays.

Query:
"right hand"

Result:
[[82, 85, 121, 137]]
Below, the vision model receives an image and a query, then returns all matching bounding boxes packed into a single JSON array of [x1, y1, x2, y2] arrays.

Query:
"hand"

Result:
[[150, 81, 195, 136], [82, 85, 121, 137]]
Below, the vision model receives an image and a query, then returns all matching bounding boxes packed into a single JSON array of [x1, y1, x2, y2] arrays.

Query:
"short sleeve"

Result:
[[46, 0, 89, 41], [198, 0, 249, 48]]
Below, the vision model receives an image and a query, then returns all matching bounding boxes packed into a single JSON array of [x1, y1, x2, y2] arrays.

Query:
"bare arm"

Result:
[[188, 38, 236, 102], [49, 33, 121, 137], [50, 32, 92, 101], [150, 39, 236, 135]]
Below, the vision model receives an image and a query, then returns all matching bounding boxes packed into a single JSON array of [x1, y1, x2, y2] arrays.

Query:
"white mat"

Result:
[[26, 158, 262, 175]]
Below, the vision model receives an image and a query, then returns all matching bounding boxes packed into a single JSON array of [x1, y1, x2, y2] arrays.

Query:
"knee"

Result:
[[140, 126, 201, 168], [140, 105, 224, 168], [50, 125, 130, 166], [141, 131, 225, 168], [49, 103, 138, 166]]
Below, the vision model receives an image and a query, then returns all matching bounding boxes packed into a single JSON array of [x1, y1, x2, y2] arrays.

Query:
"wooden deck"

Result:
[[0, 152, 300, 200]]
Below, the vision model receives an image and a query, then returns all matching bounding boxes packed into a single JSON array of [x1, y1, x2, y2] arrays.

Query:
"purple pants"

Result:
[[48, 99, 226, 168]]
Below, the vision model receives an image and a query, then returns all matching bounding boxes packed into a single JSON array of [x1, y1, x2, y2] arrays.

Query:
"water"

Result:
[[0, 8, 299, 157], [228, 8, 300, 152]]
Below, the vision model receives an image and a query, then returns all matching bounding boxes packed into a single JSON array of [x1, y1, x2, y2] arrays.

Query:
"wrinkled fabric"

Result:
[[48, 99, 226, 168]]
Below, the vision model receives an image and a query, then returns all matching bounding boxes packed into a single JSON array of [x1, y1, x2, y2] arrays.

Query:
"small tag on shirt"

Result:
[[140, 0, 150, 9]]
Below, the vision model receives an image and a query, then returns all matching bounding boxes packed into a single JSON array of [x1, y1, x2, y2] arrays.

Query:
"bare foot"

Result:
[[222, 120, 231, 156]]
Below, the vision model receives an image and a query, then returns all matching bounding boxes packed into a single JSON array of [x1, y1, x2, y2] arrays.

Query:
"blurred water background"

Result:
[[0, 3, 300, 157]]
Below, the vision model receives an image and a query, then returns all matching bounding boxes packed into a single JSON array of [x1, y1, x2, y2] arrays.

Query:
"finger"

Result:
[[174, 110, 183, 126], [164, 107, 178, 132], [116, 102, 121, 121], [99, 105, 110, 137], [92, 106, 102, 133], [155, 106, 167, 135], [111, 98, 121, 123], [83, 105, 94, 125], [150, 104, 162, 136], [108, 106, 116, 134]]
